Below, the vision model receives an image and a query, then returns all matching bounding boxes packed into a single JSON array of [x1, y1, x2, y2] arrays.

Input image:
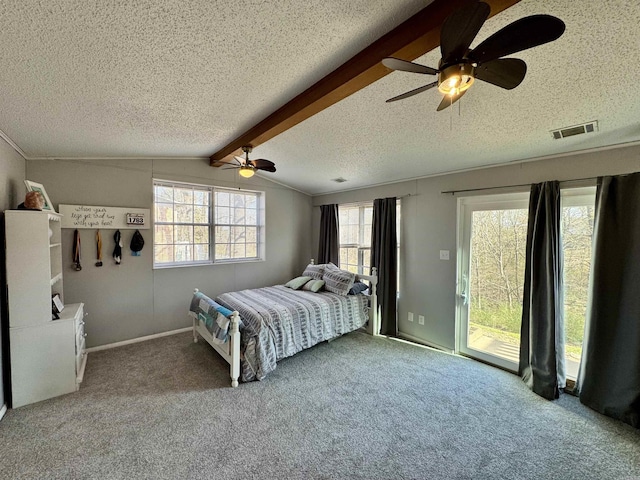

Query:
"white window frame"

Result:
[[338, 201, 401, 283], [339, 203, 373, 275], [153, 179, 265, 268]]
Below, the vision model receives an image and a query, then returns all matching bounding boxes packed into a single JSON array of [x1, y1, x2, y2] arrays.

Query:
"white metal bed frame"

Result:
[[191, 259, 379, 387]]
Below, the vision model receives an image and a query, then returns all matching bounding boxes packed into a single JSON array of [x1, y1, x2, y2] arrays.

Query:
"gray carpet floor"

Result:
[[0, 331, 638, 480]]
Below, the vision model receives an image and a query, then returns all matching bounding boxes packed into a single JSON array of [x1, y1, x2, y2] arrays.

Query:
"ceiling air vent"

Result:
[[332, 177, 348, 183], [551, 121, 598, 140]]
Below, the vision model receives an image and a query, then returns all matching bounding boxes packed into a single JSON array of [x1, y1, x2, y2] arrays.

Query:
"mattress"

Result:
[[216, 285, 369, 382]]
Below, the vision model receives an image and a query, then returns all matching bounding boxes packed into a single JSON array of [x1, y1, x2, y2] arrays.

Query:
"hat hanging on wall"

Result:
[[130, 230, 144, 256]]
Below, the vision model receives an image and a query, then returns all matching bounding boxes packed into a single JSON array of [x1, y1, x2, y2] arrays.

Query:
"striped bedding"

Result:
[[215, 285, 369, 382]]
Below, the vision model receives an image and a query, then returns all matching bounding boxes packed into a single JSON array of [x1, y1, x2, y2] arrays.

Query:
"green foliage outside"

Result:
[[470, 305, 586, 358], [470, 304, 587, 346], [468, 205, 594, 361]]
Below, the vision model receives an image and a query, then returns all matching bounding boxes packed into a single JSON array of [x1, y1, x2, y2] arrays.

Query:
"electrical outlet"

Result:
[[418, 315, 425, 325], [408, 312, 414, 322], [439, 250, 450, 260]]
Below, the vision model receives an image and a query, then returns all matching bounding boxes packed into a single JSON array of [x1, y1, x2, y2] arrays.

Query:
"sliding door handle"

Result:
[[460, 275, 469, 306]]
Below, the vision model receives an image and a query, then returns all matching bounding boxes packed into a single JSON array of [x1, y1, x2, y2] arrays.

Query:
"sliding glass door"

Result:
[[561, 187, 596, 379], [456, 188, 596, 375], [456, 193, 529, 371]]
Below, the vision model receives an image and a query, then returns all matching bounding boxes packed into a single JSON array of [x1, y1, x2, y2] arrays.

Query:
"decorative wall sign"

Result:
[[126, 213, 145, 226], [59, 205, 150, 229]]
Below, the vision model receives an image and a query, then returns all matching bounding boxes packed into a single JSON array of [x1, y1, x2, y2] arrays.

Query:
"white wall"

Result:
[[23, 144, 640, 352], [0, 140, 24, 212], [0, 136, 26, 408], [313, 145, 640, 350], [27, 158, 313, 347]]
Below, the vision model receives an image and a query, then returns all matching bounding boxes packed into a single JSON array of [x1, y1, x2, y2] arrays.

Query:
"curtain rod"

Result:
[[329, 193, 415, 208], [440, 176, 599, 195]]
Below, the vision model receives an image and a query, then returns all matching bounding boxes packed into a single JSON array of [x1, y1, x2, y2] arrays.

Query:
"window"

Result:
[[153, 180, 264, 267], [338, 202, 401, 280], [339, 204, 373, 275]]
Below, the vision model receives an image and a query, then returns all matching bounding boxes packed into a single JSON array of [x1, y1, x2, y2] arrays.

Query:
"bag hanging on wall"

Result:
[[130, 230, 144, 256]]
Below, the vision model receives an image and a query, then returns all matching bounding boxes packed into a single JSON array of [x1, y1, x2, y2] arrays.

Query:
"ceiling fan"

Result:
[[382, 1, 565, 111], [226, 146, 277, 178]]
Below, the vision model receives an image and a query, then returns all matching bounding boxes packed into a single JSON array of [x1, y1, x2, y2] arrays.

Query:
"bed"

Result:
[[189, 260, 378, 387]]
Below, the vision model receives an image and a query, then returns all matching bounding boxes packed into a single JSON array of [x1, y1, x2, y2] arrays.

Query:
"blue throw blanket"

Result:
[[189, 291, 237, 344]]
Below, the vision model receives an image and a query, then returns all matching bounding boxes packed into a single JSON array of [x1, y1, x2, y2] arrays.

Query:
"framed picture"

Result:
[[24, 180, 55, 213], [52, 293, 64, 320]]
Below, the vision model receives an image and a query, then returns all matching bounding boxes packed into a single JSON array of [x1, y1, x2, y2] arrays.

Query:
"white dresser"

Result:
[[4, 210, 87, 408]]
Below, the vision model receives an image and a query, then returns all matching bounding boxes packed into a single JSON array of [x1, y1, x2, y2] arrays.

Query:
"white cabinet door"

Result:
[[10, 320, 76, 408]]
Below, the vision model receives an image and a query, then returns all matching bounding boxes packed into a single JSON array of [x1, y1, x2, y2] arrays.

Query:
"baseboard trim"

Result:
[[397, 332, 455, 354], [85, 327, 192, 353], [0, 403, 7, 421]]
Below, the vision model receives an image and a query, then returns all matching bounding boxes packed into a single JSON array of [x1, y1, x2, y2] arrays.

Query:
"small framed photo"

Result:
[[24, 180, 55, 213], [52, 293, 64, 320]]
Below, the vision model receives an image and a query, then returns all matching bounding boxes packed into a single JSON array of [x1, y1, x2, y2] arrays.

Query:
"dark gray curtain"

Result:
[[575, 173, 640, 428], [371, 197, 397, 336], [519, 181, 566, 400], [318, 204, 339, 265]]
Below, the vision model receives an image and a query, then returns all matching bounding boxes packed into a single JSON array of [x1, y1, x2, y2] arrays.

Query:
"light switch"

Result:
[[418, 315, 425, 325], [408, 312, 414, 322], [440, 250, 450, 260]]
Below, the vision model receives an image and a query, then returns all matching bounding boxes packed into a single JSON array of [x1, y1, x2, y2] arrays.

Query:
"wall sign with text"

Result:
[[59, 205, 150, 229], [126, 213, 146, 226]]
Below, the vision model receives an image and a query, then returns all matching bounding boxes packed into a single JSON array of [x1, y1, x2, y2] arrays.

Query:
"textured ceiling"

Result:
[[1, 0, 640, 195]]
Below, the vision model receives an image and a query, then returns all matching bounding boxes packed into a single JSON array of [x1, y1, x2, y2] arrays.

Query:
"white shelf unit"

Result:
[[4, 210, 86, 408]]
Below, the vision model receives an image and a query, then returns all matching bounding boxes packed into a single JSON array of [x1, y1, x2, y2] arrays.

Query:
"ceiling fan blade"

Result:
[[469, 15, 565, 64], [251, 159, 275, 169], [436, 89, 468, 111], [475, 58, 527, 89], [250, 159, 276, 172], [386, 81, 438, 103], [233, 155, 245, 166], [440, 1, 491, 63], [382, 58, 438, 75]]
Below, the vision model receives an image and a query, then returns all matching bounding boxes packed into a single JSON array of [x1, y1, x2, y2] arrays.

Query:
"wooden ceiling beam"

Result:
[[210, 0, 521, 166]]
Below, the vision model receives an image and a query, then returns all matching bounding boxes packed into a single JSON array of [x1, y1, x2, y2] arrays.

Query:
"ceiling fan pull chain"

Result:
[[450, 97, 453, 131]]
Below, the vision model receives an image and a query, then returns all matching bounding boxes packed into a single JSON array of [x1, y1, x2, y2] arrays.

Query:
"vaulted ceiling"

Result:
[[1, 0, 639, 195]]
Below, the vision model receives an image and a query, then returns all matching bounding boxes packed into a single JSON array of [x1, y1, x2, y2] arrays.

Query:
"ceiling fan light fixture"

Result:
[[437, 63, 475, 96], [238, 165, 255, 178]]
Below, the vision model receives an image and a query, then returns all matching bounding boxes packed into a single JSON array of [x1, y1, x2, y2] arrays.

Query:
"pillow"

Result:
[[348, 281, 369, 295], [324, 262, 340, 271], [323, 268, 356, 296], [302, 279, 325, 293], [285, 276, 313, 290], [302, 263, 324, 280]]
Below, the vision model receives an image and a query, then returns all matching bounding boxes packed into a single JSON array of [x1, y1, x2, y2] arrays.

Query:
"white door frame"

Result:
[[455, 192, 530, 372]]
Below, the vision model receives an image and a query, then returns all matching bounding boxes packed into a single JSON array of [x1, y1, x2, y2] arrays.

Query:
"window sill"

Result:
[[153, 258, 265, 270]]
